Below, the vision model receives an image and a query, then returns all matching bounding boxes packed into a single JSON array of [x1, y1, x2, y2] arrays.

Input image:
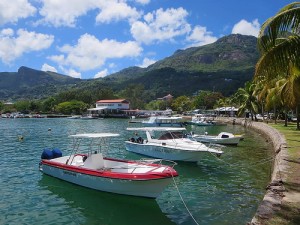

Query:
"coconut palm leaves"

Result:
[[234, 81, 259, 119], [255, 2, 300, 128], [256, 2, 300, 79]]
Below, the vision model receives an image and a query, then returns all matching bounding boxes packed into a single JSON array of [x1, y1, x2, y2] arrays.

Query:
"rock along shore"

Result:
[[215, 117, 290, 224]]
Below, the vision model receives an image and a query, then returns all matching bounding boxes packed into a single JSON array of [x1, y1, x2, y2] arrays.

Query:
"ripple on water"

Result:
[[0, 118, 272, 225]]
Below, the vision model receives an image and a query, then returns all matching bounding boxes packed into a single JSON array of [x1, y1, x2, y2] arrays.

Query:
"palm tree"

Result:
[[254, 2, 300, 129], [266, 79, 288, 124], [234, 81, 259, 120]]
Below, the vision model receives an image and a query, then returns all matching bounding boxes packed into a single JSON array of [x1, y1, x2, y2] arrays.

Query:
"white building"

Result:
[[87, 99, 130, 117]]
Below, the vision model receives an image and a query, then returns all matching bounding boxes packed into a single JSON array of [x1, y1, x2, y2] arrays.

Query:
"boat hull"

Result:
[[142, 123, 183, 127], [188, 121, 215, 126], [40, 163, 173, 198], [125, 141, 212, 162], [193, 136, 240, 145]]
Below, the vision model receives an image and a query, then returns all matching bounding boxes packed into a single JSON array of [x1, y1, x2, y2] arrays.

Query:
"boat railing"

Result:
[[206, 143, 225, 152], [137, 158, 177, 168], [105, 159, 177, 174]]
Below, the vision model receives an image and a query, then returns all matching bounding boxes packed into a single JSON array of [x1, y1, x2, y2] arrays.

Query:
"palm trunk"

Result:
[[274, 104, 277, 124], [284, 110, 288, 127], [297, 104, 300, 130]]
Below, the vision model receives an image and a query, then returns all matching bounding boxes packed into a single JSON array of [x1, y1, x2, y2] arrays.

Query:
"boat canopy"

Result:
[[126, 127, 186, 131], [69, 133, 120, 138], [155, 116, 182, 120], [87, 106, 108, 111]]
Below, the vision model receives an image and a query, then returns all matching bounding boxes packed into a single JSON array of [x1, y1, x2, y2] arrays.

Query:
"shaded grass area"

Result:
[[266, 122, 300, 225]]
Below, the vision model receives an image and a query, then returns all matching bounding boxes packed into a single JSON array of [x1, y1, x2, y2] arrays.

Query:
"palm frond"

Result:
[[258, 2, 300, 52], [255, 35, 300, 80]]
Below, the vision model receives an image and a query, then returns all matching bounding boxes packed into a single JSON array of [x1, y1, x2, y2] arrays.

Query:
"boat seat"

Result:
[[83, 153, 105, 170]]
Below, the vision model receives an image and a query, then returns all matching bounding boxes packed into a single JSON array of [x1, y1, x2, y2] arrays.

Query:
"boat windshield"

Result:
[[158, 131, 185, 140]]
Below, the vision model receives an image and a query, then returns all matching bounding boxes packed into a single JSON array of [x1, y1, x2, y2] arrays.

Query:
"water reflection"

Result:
[[0, 118, 273, 225], [39, 175, 175, 225]]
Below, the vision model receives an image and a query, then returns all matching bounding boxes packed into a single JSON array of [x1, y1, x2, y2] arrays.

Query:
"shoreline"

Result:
[[214, 117, 296, 224]]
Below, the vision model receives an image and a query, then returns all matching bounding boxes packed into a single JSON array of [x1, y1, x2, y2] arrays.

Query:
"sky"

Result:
[[0, 0, 293, 79]]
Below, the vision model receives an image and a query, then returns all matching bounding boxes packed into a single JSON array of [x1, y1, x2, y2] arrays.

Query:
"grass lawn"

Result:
[[265, 122, 300, 225]]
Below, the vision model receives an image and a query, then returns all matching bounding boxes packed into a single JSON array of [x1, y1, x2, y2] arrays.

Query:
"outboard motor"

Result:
[[41, 148, 54, 160]]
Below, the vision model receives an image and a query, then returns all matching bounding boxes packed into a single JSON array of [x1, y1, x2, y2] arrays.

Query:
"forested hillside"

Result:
[[0, 34, 258, 101]]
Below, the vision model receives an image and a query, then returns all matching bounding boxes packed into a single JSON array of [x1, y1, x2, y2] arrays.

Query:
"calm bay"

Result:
[[0, 118, 272, 225]]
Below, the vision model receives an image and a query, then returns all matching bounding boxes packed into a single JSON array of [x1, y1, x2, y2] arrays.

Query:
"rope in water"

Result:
[[207, 150, 275, 168], [171, 174, 200, 225]]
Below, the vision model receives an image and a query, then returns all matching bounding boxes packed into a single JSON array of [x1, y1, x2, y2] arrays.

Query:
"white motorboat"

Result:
[[189, 132, 243, 145], [66, 115, 81, 119], [142, 116, 185, 127], [80, 115, 98, 119], [125, 127, 224, 162], [187, 114, 216, 126], [39, 133, 178, 198]]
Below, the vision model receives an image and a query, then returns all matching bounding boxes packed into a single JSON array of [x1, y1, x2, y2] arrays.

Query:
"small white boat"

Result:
[[66, 115, 81, 119], [142, 116, 185, 127], [189, 132, 243, 145], [188, 114, 216, 126], [125, 127, 224, 162], [80, 115, 98, 119], [39, 133, 178, 198]]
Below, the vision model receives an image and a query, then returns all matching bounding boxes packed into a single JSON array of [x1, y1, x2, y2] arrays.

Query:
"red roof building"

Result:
[[96, 99, 130, 110]]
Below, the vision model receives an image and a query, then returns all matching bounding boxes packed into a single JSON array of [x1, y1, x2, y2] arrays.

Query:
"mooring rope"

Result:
[[207, 150, 275, 168], [171, 174, 200, 225]]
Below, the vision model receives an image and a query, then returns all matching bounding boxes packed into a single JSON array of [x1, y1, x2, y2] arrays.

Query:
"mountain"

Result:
[[0, 34, 259, 101], [0, 66, 81, 100], [148, 34, 258, 72], [105, 34, 259, 97]]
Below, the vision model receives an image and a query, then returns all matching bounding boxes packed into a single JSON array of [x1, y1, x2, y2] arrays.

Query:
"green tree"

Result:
[[255, 2, 300, 128], [193, 91, 223, 110], [264, 79, 285, 124], [55, 100, 87, 115], [14, 100, 30, 112], [171, 96, 192, 113], [42, 97, 57, 113], [234, 81, 259, 120], [145, 100, 166, 110], [120, 84, 145, 109]]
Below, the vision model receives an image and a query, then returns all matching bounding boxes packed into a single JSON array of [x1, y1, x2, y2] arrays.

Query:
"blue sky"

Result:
[[0, 0, 293, 79]]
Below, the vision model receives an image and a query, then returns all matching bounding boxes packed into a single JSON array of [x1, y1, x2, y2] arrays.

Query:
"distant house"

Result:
[[157, 94, 173, 101], [87, 99, 130, 117], [214, 106, 238, 117]]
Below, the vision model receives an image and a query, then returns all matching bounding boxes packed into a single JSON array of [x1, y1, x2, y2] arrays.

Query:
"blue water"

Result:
[[0, 118, 272, 225]]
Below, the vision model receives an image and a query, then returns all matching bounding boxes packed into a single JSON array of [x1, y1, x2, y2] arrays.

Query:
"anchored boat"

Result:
[[125, 127, 224, 162], [189, 132, 243, 145], [39, 133, 178, 198]]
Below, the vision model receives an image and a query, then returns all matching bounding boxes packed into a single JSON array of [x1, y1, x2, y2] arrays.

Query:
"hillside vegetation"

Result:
[[0, 34, 259, 101]]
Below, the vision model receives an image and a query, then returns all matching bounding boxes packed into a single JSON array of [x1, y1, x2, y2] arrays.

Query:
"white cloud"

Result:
[[131, 7, 191, 44], [138, 57, 156, 68], [41, 63, 57, 72], [232, 19, 260, 37], [0, 28, 54, 64], [94, 69, 108, 78], [0, 28, 14, 36], [49, 54, 65, 64], [109, 63, 116, 68], [38, 0, 141, 27], [0, 0, 36, 25], [95, 1, 141, 24], [62, 68, 81, 78], [39, 0, 97, 27], [186, 25, 217, 47], [135, 0, 151, 5], [50, 33, 142, 71]]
